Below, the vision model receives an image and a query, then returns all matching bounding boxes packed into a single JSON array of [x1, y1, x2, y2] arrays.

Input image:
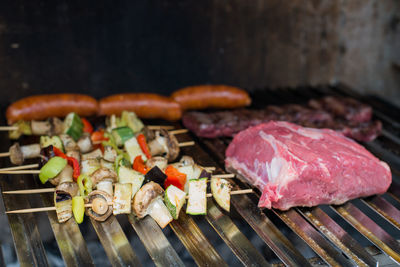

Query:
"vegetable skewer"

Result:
[[5, 189, 253, 214], [1, 173, 235, 194]]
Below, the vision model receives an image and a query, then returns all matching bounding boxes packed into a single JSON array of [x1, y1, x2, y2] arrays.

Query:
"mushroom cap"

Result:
[[59, 134, 79, 152], [85, 190, 113, 221], [90, 167, 118, 185], [143, 126, 155, 141], [146, 156, 168, 171], [179, 155, 194, 166], [55, 164, 74, 184], [55, 182, 79, 198], [132, 182, 164, 218], [160, 129, 179, 162], [49, 117, 64, 136], [9, 143, 23, 165]]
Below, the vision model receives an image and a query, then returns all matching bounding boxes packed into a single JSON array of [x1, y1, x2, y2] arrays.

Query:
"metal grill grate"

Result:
[[1, 85, 400, 266]]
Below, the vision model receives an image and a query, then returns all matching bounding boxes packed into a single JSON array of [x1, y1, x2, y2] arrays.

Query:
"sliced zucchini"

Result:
[[124, 136, 147, 163], [9, 120, 32, 140], [111, 127, 134, 146], [113, 183, 132, 215], [63, 113, 84, 141], [211, 178, 231, 212], [118, 166, 145, 198], [80, 159, 100, 176], [40, 136, 64, 152], [121, 111, 144, 133], [186, 178, 207, 215], [165, 185, 186, 219]]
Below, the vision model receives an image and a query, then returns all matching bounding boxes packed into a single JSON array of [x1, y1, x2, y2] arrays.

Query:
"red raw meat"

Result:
[[225, 121, 391, 210]]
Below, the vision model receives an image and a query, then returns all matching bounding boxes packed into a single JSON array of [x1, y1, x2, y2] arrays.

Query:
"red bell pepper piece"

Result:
[[164, 165, 186, 190], [91, 130, 109, 143], [81, 118, 93, 134], [53, 147, 81, 181], [137, 134, 152, 159], [133, 155, 149, 175]]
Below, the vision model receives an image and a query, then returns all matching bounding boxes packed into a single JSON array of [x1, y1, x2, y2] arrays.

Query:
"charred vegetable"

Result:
[[211, 178, 232, 212], [165, 185, 186, 219], [186, 178, 207, 215], [132, 182, 172, 228]]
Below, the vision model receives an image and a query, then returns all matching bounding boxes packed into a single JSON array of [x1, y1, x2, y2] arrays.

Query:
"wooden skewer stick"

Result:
[[169, 129, 189, 135], [211, 174, 235, 179], [0, 126, 18, 131], [147, 125, 174, 130], [204, 167, 215, 172], [0, 125, 174, 131], [3, 188, 55, 194], [0, 152, 10, 158], [5, 189, 254, 214], [0, 170, 40, 174], [0, 164, 39, 171], [178, 141, 195, 147]]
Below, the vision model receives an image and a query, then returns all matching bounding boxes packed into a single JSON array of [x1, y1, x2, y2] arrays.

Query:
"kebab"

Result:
[[4, 151, 244, 223]]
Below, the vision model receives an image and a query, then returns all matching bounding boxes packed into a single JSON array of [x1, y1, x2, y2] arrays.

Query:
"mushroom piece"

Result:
[[9, 142, 41, 165], [103, 146, 117, 162], [9, 143, 24, 165], [49, 117, 64, 136], [60, 134, 79, 152], [31, 120, 52, 136], [143, 126, 155, 141], [148, 129, 179, 162], [145, 156, 168, 171], [55, 165, 74, 184], [55, 182, 79, 198], [77, 133, 93, 154], [132, 182, 173, 228], [90, 168, 118, 196], [179, 156, 194, 166], [85, 190, 113, 222], [81, 148, 103, 161]]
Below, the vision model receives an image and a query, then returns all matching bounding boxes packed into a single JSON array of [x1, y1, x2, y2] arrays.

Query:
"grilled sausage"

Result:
[[171, 85, 251, 110], [99, 93, 182, 120], [6, 94, 98, 124]]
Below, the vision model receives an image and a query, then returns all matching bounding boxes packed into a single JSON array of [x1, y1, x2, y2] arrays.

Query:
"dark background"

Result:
[[0, 0, 399, 108]]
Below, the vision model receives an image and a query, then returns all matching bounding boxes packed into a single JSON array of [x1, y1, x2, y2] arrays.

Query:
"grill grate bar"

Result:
[[274, 209, 354, 266], [176, 135, 272, 266], [332, 203, 400, 264], [127, 214, 185, 267], [363, 196, 400, 230], [41, 192, 94, 267], [169, 211, 228, 267], [90, 216, 141, 267], [205, 198, 271, 267], [1, 176, 49, 267], [298, 207, 376, 266]]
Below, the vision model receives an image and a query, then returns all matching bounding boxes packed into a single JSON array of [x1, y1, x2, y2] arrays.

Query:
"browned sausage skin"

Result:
[[6, 94, 98, 124], [171, 85, 251, 110], [99, 93, 182, 121]]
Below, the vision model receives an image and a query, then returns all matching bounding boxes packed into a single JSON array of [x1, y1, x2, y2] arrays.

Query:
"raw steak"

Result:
[[225, 121, 391, 210]]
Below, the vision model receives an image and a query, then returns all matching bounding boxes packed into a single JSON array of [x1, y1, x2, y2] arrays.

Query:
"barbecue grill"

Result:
[[0, 84, 400, 266]]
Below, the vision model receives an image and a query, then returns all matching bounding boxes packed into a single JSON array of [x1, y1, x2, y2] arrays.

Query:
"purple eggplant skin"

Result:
[[39, 145, 56, 168], [145, 166, 167, 185], [199, 169, 211, 179]]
